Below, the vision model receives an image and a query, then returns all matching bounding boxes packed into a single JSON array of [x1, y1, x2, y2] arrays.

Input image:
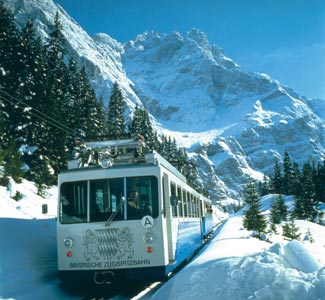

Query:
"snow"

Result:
[[150, 209, 325, 300], [1, 181, 325, 300]]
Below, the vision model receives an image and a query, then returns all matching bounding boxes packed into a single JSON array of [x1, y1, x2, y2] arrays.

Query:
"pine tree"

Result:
[[282, 149, 293, 194], [74, 67, 100, 138], [294, 162, 318, 221], [44, 11, 70, 174], [0, 142, 24, 184], [0, 0, 22, 92], [65, 58, 79, 130], [19, 19, 55, 185], [243, 179, 259, 205], [165, 136, 178, 163], [158, 134, 169, 159], [186, 158, 203, 192], [270, 198, 281, 226], [140, 108, 157, 150], [106, 82, 127, 138], [271, 160, 282, 193], [269, 194, 288, 232], [20, 19, 48, 140], [242, 179, 267, 239], [291, 162, 301, 196], [129, 105, 157, 150], [316, 156, 325, 203], [0, 0, 23, 146], [259, 175, 270, 196], [282, 215, 301, 240], [95, 95, 107, 137]]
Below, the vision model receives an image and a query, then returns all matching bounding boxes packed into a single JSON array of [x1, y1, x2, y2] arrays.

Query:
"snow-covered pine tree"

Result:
[[294, 162, 318, 221], [269, 194, 288, 233], [65, 58, 79, 130], [74, 67, 101, 138], [106, 82, 127, 138], [0, 142, 24, 184], [242, 179, 267, 239], [271, 160, 282, 194], [282, 149, 293, 195], [95, 95, 107, 137], [0, 0, 22, 94], [282, 215, 301, 240], [0, 0, 23, 149], [44, 11, 70, 174], [258, 175, 270, 196], [20, 19, 49, 147], [316, 156, 325, 203], [18, 18, 57, 188], [274, 195, 288, 222], [291, 161, 301, 196], [129, 105, 157, 150]]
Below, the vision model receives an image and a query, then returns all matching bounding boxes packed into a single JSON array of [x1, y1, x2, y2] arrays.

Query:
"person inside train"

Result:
[[127, 191, 151, 219]]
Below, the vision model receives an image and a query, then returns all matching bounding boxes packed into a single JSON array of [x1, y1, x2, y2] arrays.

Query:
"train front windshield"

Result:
[[59, 176, 158, 224]]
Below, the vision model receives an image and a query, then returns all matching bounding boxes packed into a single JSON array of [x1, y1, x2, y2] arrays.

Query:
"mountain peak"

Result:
[[186, 28, 209, 45], [4, 0, 324, 203]]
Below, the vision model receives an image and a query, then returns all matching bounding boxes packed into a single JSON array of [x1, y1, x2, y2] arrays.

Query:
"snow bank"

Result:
[[282, 240, 322, 273], [1, 180, 325, 300], [150, 216, 325, 300]]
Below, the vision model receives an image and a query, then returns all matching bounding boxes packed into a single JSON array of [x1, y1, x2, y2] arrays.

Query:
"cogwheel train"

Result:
[[57, 137, 214, 284]]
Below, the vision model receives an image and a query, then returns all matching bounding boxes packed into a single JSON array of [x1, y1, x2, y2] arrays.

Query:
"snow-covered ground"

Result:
[[0, 180, 325, 300]]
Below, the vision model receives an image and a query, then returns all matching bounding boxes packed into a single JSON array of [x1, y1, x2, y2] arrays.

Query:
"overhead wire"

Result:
[[0, 88, 79, 137]]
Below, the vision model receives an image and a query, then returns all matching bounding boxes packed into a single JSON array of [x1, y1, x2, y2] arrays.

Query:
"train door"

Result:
[[162, 173, 175, 263]]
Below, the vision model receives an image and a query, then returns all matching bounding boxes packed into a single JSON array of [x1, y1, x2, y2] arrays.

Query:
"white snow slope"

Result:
[[1, 180, 325, 300]]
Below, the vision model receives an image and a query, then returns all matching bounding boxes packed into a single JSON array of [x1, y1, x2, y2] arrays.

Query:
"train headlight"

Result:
[[143, 233, 154, 244], [100, 157, 113, 168], [64, 237, 74, 248]]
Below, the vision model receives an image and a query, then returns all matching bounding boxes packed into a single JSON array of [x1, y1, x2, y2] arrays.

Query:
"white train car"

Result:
[[57, 138, 214, 284]]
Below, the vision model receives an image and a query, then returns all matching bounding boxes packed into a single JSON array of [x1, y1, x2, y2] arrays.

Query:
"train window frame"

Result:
[[126, 176, 158, 220], [59, 181, 88, 224], [59, 175, 159, 224], [183, 189, 187, 217], [170, 182, 177, 217], [186, 191, 191, 218], [89, 178, 125, 222], [177, 185, 182, 217]]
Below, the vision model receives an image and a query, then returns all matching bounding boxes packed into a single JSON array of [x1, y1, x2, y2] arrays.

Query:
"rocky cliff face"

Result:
[[5, 0, 325, 203]]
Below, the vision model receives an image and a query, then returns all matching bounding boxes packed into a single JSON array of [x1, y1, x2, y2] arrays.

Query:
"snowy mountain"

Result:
[[5, 0, 325, 202]]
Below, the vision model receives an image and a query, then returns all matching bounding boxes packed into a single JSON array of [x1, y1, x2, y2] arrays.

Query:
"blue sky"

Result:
[[55, 0, 324, 99]]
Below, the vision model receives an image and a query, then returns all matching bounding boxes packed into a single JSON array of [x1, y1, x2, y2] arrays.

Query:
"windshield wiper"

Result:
[[105, 197, 125, 227]]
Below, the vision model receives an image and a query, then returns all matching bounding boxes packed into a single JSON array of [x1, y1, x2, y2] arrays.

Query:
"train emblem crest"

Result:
[[83, 227, 134, 261]]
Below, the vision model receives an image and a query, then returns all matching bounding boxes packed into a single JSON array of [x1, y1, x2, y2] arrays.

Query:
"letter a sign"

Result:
[[141, 216, 154, 228]]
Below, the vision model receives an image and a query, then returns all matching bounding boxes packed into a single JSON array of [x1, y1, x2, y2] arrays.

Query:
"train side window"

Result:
[[187, 191, 191, 217], [89, 180, 106, 222], [89, 178, 124, 222], [126, 176, 158, 220], [177, 186, 183, 217], [183, 190, 187, 217], [195, 196, 199, 218], [198, 198, 202, 218], [60, 181, 87, 224], [191, 195, 196, 218], [170, 182, 177, 217], [108, 178, 124, 218]]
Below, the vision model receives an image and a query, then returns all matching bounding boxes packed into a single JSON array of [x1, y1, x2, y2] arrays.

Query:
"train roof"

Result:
[[64, 138, 186, 182]]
